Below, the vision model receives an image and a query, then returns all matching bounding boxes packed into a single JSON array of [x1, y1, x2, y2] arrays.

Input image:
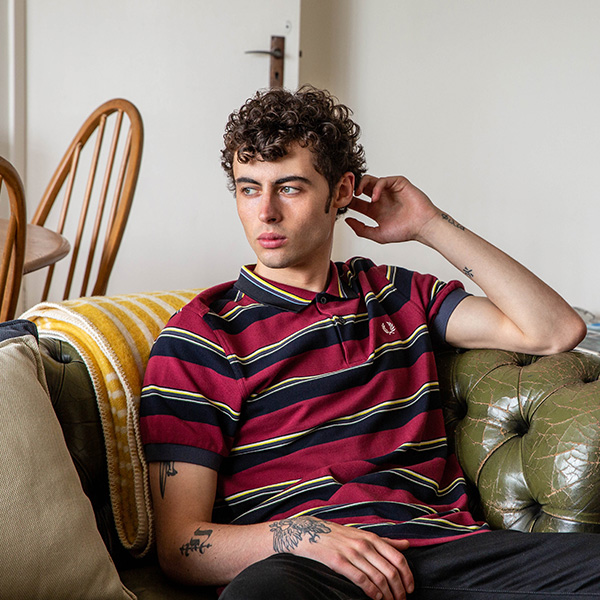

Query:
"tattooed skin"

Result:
[[159, 461, 178, 499], [270, 517, 332, 553], [180, 528, 213, 557], [462, 267, 474, 279], [441, 213, 465, 231]]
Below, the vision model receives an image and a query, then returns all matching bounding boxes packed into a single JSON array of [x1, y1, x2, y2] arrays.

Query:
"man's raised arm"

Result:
[[346, 175, 586, 355]]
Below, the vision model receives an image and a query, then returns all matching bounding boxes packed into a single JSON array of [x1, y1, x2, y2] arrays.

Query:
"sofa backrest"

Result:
[[438, 348, 600, 533]]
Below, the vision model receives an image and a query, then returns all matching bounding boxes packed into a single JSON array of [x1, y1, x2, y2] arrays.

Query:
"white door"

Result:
[[22, 0, 301, 304]]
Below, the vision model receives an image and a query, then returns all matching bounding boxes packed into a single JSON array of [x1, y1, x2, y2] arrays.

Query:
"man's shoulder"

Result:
[[339, 256, 414, 290], [186, 281, 238, 313], [339, 256, 457, 310], [164, 280, 239, 332]]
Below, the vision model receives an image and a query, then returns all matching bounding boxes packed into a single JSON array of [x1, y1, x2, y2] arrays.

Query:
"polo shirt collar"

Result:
[[235, 263, 358, 312]]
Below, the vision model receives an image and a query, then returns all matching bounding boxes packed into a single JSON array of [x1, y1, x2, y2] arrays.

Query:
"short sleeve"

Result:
[[139, 305, 243, 470], [430, 287, 471, 341], [393, 267, 471, 343]]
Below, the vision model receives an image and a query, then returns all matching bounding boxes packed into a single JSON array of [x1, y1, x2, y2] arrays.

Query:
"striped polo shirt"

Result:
[[140, 257, 488, 545]]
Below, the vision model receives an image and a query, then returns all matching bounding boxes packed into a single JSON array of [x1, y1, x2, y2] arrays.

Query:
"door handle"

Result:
[[245, 48, 283, 59], [245, 35, 285, 88]]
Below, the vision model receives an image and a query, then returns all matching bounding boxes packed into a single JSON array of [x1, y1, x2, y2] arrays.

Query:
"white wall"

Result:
[[7, 1, 600, 313], [300, 0, 600, 314], [0, 0, 25, 171], [0, 1, 9, 163], [22, 0, 300, 306]]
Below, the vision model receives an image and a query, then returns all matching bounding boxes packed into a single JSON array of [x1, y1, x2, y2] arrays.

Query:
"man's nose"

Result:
[[258, 190, 282, 223]]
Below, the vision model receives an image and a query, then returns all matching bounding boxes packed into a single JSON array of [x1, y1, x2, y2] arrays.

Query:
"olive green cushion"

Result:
[[0, 324, 135, 599], [439, 349, 600, 532]]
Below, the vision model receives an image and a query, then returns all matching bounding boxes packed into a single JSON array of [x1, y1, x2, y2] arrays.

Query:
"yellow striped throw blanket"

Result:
[[22, 289, 202, 558]]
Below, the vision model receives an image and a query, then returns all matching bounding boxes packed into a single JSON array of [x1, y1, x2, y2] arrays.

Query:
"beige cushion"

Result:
[[0, 330, 135, 599]]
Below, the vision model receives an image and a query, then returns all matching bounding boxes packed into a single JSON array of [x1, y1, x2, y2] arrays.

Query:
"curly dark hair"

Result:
[[221, 86, 366, 214]]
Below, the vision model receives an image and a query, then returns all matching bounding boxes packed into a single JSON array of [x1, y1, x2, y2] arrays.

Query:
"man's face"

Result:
[[233, 143, 353, 290]]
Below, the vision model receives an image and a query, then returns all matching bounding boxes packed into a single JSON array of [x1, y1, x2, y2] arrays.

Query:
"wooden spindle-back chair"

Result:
[[31, 98, 143, 301], [0, 156, 27, 321]]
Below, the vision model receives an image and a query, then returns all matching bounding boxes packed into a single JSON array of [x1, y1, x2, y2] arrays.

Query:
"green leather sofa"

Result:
[[39, 331, 600, 598]]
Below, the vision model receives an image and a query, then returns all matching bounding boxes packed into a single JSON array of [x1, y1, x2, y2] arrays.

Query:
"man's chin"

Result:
[[254, 249, 292, 270], [255, 260, 290, 274]]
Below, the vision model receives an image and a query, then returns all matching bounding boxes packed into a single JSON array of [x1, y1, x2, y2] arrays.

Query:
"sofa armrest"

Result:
[[39, 337, 130, 565], [437, 348, 600, 532]]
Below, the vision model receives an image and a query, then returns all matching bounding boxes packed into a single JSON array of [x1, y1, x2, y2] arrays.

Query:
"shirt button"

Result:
[[319, 296, 327, 304]]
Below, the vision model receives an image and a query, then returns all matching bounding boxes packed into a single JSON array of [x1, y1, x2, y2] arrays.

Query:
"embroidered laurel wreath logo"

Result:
[[381, 321, 396, 335]]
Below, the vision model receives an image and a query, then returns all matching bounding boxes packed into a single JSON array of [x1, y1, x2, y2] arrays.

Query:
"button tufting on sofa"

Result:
[[438, 348, 600, 533]]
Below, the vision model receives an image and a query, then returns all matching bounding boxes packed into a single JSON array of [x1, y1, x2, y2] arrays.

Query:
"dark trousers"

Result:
[[220, 530, 600, 599]]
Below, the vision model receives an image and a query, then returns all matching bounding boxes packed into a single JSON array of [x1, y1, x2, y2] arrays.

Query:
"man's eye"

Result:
[[241, 187, 258, 196], [281, 186, 299, 195]]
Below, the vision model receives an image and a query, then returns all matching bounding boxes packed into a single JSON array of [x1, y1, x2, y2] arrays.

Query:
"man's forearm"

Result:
[[158, 516, 335, 586], [346, 174, 584, 354], [157, 515, 413, 599], [418, 211, 586, 354], [158, 519, 274, 586]]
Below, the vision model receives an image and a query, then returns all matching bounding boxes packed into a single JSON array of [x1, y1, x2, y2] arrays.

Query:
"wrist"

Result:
[[270, 517, 332, 555], [414, 208, 446, 247]]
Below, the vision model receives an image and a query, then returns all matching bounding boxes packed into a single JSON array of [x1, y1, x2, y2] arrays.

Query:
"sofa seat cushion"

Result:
[[0, 320, 134, 599], [119, 562, 217, 600], [439, 348, 600, 532]]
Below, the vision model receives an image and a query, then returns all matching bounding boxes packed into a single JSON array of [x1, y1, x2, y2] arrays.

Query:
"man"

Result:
[[140, 87, 596, 600]]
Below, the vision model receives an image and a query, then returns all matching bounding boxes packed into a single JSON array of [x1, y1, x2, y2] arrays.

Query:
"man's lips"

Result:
[[257, 233, 287, 249]]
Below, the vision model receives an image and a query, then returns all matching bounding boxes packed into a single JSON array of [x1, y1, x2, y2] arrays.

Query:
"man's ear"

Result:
[[332, 172, 355, 210]]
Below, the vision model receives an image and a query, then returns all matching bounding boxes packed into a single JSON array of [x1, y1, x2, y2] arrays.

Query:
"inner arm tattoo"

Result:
[[270, 516, 332, 553], [180, 528, 213, 557], [441, 213, 465, 230], [440, 214, 474, 278], [159, 461, 178, 499]]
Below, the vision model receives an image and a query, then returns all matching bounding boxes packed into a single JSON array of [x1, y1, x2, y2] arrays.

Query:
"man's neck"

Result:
[[253, 263, 331, 293]]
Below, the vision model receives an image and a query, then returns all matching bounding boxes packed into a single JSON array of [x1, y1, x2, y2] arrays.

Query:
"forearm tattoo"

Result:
[[270, 516, 332, 553], [441, 213, 465, 230], [440, 214, 473, 277], [159, 461, 178, 499], [180, 528, 213, 557]]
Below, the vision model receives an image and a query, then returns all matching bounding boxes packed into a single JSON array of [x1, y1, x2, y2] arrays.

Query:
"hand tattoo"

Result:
[[270, 517, 332, 553], [159, 461, 178, 499], [441, 213, 465, 230], [180, 528, 213, 557]]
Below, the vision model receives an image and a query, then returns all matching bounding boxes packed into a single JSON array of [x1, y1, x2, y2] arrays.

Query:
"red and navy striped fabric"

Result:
[[140, 257, 488, 545]]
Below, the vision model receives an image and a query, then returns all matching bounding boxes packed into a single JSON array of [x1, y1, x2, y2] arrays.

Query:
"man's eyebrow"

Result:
[[234, 175, 313, 186], [274, 175, 312, 186], [235, 177, 259, 185]]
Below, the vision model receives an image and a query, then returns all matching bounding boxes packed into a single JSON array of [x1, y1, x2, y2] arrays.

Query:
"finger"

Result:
[[347, 196, 373, 216], [342, 535, 410, 600], [356, 174, 379, 198], [377, 539, 414, 596], [341, 553, 396, 600], [360, 552, 409, 600], [382, 538, 410, 552], [369, 176, 399, 203], [345, 217, 384, 244]]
